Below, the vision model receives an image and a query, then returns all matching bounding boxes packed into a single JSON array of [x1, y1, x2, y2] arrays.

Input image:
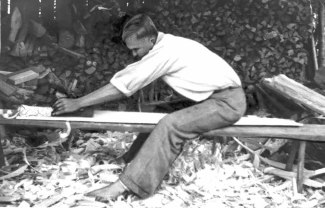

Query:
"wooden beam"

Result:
[[0, 118, 325, 141], [14, 111, 301, 126], [0, 118, 156, 133], [262, 74, 325, 116], [203, 125, 325, 141]]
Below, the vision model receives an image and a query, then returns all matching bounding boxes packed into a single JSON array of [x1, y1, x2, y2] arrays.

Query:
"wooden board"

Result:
[[17, 110, 167, 124], [203, 125, 325, 141], [0, 79, 17, 95], [262, 74, 325, 116], [6, 65, 46, 85], [8, 70, 39, 85], [233, 115, 303, 126], [0, 117, 324, 141], [15, 111, 302, 126]]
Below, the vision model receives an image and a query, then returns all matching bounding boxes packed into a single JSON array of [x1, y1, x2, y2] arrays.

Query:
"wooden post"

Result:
[[0, 0, 3, 167], [0, 0, 2, 55], [285, 141, 299, 171], [297, 141, 307, 193], [311, 35, 318, 71]]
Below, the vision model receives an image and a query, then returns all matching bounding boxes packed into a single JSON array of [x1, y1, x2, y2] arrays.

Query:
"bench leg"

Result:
[[0, 123, 7, 168], [0, 123, 6, 168], [297, 141, 306, 193], [285, 141, 299, 171], [0, 100, 7, 167], [0, 137, 4, 168]]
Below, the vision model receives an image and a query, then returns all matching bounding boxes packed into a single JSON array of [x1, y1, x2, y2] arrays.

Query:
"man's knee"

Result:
[[155, 114, 185, 153], [157, 113, 180, 130]]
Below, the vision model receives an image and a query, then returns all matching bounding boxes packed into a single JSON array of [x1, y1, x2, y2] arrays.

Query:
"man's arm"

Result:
[[52, 83, 125, 115], [78, 83, 125, 107]]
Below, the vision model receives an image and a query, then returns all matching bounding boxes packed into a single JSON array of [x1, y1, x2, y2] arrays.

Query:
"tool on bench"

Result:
[[0, 105, 95, 119], [50, 89, 95, 117]]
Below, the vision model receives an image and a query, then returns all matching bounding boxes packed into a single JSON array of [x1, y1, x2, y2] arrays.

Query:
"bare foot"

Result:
[[85, 180, 127, 201]]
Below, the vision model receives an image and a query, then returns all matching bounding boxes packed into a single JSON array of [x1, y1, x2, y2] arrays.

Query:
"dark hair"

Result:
[[122, 14, 158, 42]]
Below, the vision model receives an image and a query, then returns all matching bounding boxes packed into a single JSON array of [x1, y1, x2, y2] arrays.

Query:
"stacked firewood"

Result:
[[0, 0, 314, 110], [152, 0, 312, 86]]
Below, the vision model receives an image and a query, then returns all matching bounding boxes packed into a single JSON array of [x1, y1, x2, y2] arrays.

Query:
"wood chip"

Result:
[[0, 165, 28, 180]]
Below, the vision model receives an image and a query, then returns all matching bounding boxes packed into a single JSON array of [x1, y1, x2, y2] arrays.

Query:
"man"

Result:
[[53, 14, 246, 200]]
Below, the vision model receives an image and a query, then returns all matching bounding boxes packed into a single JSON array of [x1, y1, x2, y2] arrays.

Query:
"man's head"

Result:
[[122, 14, 158, 59]]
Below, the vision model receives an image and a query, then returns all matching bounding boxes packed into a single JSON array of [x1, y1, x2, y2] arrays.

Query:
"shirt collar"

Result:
[[156, 32, 164, 45]]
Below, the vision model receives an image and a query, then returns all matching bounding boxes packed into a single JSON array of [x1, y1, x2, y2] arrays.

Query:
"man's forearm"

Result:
[[77, 83, 125, 108]]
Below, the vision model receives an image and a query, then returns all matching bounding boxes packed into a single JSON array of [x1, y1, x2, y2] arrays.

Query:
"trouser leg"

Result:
[[120, 88, 246, 198], [122, 133, 150, 163]]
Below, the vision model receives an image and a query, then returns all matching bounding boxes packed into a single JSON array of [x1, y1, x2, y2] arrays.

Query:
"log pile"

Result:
[[0, 0, 314, 110], [148, 0, 312, 108], [152, 0, 312, 82]]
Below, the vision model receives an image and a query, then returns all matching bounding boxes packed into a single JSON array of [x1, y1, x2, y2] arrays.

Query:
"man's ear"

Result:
[[149, 36, 156, 45]]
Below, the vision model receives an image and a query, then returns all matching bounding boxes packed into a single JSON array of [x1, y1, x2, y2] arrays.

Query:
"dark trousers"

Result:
[[120, 87, 247, 198]]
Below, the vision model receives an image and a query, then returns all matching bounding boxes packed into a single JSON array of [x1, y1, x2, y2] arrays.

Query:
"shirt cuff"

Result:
[[110, 79, 133, 97]]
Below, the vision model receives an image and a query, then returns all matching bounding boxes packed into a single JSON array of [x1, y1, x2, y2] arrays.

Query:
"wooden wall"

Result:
[[0, 0, 157, 52], [1, 0, 156, 24]]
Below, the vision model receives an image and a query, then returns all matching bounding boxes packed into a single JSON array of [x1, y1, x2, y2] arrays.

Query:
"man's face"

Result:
[[125, 34, 154, 59]]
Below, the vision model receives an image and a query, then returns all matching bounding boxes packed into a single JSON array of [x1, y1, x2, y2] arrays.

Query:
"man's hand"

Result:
[[52, 83, 124, 116], [52, 98, 81, 115]]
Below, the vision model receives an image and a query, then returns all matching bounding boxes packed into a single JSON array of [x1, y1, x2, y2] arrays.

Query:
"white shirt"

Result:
[[110, 32, 241, 102]]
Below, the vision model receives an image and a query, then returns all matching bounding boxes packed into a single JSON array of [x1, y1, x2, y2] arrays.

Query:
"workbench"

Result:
[[0, 111, 325, 193]]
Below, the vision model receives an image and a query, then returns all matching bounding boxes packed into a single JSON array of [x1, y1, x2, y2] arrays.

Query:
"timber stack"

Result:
[[0, 0, 317, 112]]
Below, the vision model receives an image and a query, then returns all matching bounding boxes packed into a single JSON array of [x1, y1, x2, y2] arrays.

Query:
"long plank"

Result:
[[17, 111, 167, 124], [0, 118, 324, 141], [15, 111, 302, 126], [202, 125, 325, 141], [0, 118, 156, 133]]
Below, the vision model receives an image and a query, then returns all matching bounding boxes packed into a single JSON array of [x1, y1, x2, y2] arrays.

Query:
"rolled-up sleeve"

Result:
[[110, 49, 172, 97]]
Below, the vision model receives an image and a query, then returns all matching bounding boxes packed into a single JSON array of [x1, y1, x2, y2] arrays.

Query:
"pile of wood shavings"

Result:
[[1, 132, 325, 208]]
